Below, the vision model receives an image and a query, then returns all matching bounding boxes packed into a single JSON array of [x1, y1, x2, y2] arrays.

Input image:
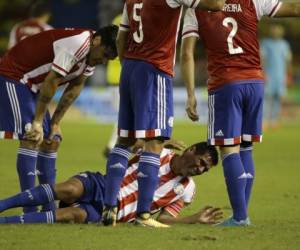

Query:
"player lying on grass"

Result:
[[0, 142, 222, 226]]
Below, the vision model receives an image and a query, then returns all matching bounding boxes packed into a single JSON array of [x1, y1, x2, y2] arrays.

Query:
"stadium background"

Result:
[[0, 0, 300, 249]]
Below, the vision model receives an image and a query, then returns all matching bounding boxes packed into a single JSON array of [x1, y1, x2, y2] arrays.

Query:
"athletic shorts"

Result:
[[72, 172, 105, 223], [118, 59, 174, 139], [0, 76, 51, 140], [207, 81, 264, 146]]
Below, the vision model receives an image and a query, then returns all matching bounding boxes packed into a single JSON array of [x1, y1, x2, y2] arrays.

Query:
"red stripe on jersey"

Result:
[[75, 36, 90, 58], [52, 63, 68, 74], [4, 131, 14, 139], [151, 177, 190, 211], [119, 191, 138, 210], [163, 199, 184, 217], [121, 170, 137, 188], [119, 211, 136, 222], [269, 1, 280, 16], [251, 135, 261, 142]]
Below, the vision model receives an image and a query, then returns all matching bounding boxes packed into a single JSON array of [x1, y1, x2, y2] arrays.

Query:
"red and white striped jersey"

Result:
[[182, 0, 282, 91], [0, 29, 95, 93], [8, 18, 53, 49], [120, 0, 200, 77], [117, 148, 196, 222]]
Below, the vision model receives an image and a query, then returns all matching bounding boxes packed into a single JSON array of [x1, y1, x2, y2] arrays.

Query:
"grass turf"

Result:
[[0, 120, 300, 250]]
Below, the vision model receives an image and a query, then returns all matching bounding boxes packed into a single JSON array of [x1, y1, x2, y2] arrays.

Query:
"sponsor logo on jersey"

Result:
[[173, 183, 185, 195], [223, 4, 242, 13], [215, 130, 224, 137]]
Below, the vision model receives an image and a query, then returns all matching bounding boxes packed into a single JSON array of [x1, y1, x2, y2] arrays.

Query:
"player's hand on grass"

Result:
[[196, 206, 223, 224], [186, 95, 199, 122], [164, 139, 187, 151], [24, 121, 44, 144]]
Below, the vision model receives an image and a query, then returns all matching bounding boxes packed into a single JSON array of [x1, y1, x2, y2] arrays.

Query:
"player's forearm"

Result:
[[180, 46, 196, 97], [197, 0, 225, 11], [116, 31, 128, 62], [274, 2, 300, 17], [157, 214, 196, 224], [51, 78, 85, 125], [34, 78, 59, 123]]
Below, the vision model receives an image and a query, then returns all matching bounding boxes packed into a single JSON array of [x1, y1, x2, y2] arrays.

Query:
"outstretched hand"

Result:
[[186, 95, 199, 121], [193, 206, 223, 224]]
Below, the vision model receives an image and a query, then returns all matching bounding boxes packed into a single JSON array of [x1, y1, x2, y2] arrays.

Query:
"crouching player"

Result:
[[0, 142, 222, 226]]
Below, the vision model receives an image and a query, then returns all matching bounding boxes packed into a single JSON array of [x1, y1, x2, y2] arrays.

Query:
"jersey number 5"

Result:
[[222, 17, 244, 55], [133, 3, 144, 43]]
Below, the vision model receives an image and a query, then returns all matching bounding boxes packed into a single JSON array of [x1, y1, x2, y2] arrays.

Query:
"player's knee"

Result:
[[20, 139, 39, 150], [117, 137, 137, 148], [39, 139, 61, 152], [219, 144, 240, 156], [240, 141, 253, 149], [144, 138, 165, 154]]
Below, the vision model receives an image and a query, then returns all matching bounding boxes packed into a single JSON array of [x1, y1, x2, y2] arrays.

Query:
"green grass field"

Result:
[[0, 120, 300, 250]]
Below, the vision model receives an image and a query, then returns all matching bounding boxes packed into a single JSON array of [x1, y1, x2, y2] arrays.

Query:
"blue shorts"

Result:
[[118, 59, 174, 139], [72, 172, 106, 223], [0, 76, 51, 140], [207, 81, 264, 146]]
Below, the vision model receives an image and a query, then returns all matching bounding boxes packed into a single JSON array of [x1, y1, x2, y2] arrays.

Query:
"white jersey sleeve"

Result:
[[182, 8, 199, 39], [120, 4, 129, 32], [52, 31, 91, 77], [182, 178, 196, 203], [252, 0, 283, 20], [166, 0, 201, 9]]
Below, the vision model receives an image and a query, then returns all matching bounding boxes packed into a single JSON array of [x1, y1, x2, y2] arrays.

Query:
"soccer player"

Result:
[[0, 25, 118, 213], [8, 1, 53, 49], [0, 142, 222, 226], [103, 0, 225, 227], [180, 0, 300, 226]]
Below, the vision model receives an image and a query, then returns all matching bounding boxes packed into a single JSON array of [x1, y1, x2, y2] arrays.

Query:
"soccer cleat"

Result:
[[216, 217, 251, 227], [102, 206, 118, 226], [135, 213, 170, 228]]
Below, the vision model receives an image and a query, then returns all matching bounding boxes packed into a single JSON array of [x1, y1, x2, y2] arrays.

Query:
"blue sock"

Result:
[[0, 184, 56, 212], [36, 151, 57, 211], [222, 153, 247, 221], [240, 146, 255, 208], [136, 152, 160, 214], [104, 145, 131, 207], [0, 211, 56, 224], [16, 147, 38, 213]]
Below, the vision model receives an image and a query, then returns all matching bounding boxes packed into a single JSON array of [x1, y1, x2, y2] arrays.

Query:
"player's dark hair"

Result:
[[185, 142, 219, 166], [94, 25, 118, 58], [30, 1, 51, 18]]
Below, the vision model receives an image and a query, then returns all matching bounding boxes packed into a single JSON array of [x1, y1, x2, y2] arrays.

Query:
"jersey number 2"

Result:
[[133, 3, 143, 43], [222, 17, 244, 55]]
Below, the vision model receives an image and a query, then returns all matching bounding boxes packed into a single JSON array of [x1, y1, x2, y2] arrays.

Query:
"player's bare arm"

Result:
[[157, 205, 223, 224], [274, 1, 300, 17], [116, 30, 129, 62], [24, 70, 63, 143], [180, 36, 199, 121], [50, 74, 87, 140], [197, 0, 225, 11]]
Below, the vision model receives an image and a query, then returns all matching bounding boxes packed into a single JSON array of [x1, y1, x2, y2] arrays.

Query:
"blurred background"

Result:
[[0, 0, 299, 126]]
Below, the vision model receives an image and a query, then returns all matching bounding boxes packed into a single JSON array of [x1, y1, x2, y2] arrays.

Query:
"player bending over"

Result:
[[0, 142, 222, 226]]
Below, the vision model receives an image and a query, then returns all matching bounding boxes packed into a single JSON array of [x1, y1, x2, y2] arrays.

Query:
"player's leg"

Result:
[[36, 132, 61, 211], [241, 82, 264, 211], [131, 61, 173, 227], [207, 84, 249, 225], [0, 78, 41, 213], [0, 207, 87, 224], [103, 60, 136, 224]]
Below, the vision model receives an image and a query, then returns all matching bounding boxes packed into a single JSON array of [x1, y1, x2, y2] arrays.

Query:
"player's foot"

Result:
[[102, 206, 118, 226], [135, 213, 170, 228], [216, 217, 251, 227]]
